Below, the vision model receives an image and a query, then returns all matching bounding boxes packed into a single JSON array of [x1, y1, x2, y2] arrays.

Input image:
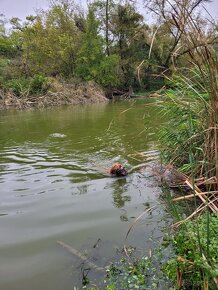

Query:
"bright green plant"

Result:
[[103, 244, 173, 290], [5, 74, 49, 97], [105, 256, 156, 289], [5, 78, 30, 97], [163, 213, 218, 289], [96, 54, 120, 88], [159, 70, 216, 178], [29, 74, 49, 94], [76, 6, 104, 81]]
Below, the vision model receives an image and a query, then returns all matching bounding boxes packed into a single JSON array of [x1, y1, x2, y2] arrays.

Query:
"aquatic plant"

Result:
[[104, 256, 158, 290]]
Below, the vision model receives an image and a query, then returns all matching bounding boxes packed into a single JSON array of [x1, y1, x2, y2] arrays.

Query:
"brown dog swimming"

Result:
[[110, 162, 128, 177]]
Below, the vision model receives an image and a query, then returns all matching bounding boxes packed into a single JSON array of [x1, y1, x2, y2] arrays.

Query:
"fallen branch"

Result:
[[57, 241, 105, 272]]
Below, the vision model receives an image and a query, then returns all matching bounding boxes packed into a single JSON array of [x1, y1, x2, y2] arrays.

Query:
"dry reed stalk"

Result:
[[176, 268, 183, 288], [172, 190, 218, 201], [196, 176, 217, 186], [172, 196, 218, 228], [177, 256, 194, 265], [184, 179, 218, 213], [123, 206, 157, 257], [203, 278, 209, 290], [171, 203, 205, 228], [170, 4, 218, 184]]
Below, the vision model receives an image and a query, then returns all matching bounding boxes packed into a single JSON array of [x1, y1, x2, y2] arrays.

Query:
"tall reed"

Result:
[[160, 4, 218, 188], [157, 6, 218, 289]]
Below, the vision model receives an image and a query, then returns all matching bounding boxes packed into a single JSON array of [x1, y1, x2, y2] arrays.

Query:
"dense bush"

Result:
[[5, 74, 49, 97], [163, 213, 218, 289]]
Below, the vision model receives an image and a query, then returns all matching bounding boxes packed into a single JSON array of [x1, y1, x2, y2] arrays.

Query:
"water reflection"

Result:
[[76, 184, 88, 195], [120, 209, 128, 222], [111, 177, 131, 208]]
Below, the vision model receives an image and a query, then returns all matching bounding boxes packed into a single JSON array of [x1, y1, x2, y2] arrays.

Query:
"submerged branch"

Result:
[[57, 241, 105, 272]]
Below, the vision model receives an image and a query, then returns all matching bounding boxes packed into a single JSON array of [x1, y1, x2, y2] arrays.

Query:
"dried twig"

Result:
[[172, 191, 218, 201], [123, 206, 157, 257]]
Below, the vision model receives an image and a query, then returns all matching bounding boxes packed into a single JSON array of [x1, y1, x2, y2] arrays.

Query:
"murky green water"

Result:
[[0, 99, 170, 289]]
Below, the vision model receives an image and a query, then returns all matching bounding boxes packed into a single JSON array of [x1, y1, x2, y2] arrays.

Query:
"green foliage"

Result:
[[76, 6, 104, 81], [6, 78, 30, 97], [73, 245, 172, 290], [0, 0, 175, 92], [105, 257, 156, 289], [163, 213, 218, 289], [110, 3, 147, 88], [29, 74, 49, 94], [8, 2, 83, 78], [96, 54, 120, 88], [5, 74, 49, 97], [0, 0, 217, 95], [0, 36, 17, 57], [158, 73, 211, 176], [103, 245, 172, 290]]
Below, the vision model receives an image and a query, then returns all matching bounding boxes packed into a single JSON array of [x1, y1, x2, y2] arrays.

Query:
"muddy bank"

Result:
[[0, 80, 108, 110]]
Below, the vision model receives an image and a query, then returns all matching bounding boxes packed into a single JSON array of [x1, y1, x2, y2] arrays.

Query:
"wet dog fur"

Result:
[[110, 162, 128, 177]]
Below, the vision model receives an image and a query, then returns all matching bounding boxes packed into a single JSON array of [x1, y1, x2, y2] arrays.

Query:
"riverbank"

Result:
[[0, 79, 108, 110]]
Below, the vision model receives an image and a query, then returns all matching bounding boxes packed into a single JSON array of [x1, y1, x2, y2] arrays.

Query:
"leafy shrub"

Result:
[[96, 54, 121, 88], [6, 78, 30, 97], [163, 213, 218, 289], [5, 74, 49, 97], [29, 74, 49, 95], [0, 37, 17, 57]]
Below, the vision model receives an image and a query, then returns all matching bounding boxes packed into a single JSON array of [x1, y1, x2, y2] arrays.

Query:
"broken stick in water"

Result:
[[57, 240, 105, 272]]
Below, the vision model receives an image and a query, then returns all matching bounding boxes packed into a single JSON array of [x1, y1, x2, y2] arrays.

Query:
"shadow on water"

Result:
[[0, 100, 171, 290]]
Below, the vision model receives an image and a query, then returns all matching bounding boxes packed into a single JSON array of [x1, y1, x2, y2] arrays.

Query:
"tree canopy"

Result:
[[0, 0, 217, 93]]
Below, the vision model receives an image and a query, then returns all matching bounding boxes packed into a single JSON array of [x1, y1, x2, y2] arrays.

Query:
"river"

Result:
[[0, 99, 170, 289]]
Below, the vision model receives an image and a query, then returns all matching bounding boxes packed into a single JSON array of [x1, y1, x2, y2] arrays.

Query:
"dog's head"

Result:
[[110, 162, 128, 177]]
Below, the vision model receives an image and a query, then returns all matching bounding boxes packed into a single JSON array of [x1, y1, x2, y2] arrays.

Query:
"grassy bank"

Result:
[[0, 78, 108, 110]]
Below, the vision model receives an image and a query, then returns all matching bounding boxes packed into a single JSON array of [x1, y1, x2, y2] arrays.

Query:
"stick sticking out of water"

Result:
[[128, 163, 148, 174], [57, 241, 105, 272]]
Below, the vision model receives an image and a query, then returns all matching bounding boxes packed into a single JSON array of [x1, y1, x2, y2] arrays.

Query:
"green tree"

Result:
[[76, 4, 120, 88], [91, 0, 116, 56], [8, 0, 83, 78], [76, 5, 104, 81], [0, 15, 17, 58], [110, 3, 148, 89]]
